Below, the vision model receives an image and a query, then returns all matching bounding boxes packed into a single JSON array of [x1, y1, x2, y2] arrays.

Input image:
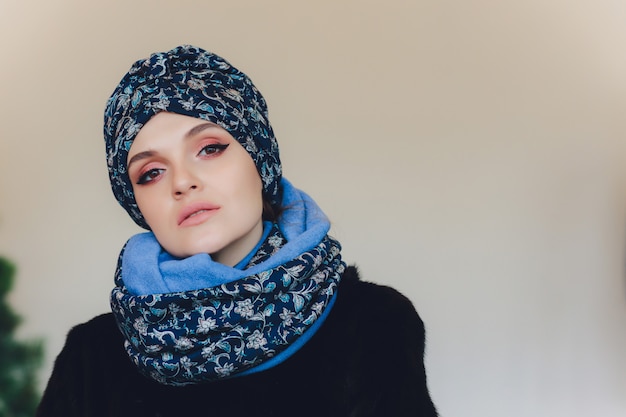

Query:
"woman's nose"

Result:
[[172, 167, 202, 197]]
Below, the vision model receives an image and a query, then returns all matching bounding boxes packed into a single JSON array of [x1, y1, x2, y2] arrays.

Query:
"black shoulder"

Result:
[[37, 313, 124, 417], [334, 264, 428, 367], [68, 312, 118, 334], [61, 313, 122, 352], [50, 312, 124, 370], [340, 265, 425, 331], [331, 266, 437, 416]]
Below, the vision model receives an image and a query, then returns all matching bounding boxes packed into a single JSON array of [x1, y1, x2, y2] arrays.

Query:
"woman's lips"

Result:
[[178, 202, 220, 227]]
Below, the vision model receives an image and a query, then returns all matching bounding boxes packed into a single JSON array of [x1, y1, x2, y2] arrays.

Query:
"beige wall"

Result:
[[1, 1, 625, 415]]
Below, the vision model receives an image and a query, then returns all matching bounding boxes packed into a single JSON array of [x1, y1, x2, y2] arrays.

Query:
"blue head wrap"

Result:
[[103, 45, 282, 229]]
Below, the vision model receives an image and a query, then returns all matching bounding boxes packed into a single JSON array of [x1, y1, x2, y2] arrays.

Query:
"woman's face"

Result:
[[127, 112, 264, 265]]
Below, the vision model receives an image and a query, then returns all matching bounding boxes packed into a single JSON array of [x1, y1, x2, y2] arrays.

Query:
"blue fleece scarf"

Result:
[[110, 179, 345, 385]]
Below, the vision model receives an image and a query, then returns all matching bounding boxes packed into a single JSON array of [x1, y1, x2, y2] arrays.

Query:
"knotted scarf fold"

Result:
[[110, 179, 345, 385]]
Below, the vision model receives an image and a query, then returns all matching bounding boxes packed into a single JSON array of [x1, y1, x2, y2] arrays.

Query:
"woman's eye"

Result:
[[198, 143, 229, 157], [137, 168, 164, 185]]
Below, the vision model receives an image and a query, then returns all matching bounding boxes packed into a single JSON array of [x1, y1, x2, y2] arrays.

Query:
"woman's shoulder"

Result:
[[37, 313, 139, 416], [315, 264, 428, 364], [337, 265, 425, 328], [74, 312, 118, 329], [64, 313, 121, 345], [55, 312, 129, 375], [305, 266, 437, 416]]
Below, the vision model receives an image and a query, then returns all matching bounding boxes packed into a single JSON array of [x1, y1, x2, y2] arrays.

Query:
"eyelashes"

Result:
[[134, 142, 230, 185], [198, 143, 229, 157], [136, 168, 164, 185]]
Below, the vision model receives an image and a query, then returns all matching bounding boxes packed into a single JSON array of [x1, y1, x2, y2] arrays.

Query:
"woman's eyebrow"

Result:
[[127, 150, 155, 169], [185, 122, 220, 139]]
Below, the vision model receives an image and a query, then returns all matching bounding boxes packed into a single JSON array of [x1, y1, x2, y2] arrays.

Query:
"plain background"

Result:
[[1, 1, 625, 416]]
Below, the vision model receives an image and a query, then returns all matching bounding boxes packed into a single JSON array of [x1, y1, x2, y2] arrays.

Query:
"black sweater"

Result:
[[37, 267, 437, 417]]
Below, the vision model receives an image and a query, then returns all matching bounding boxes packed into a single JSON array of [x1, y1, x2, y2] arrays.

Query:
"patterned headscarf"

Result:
[[103, 45, 282, 229]]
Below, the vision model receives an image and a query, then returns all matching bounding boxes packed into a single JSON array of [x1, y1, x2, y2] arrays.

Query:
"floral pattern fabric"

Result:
[[110, 224, 344, 386]]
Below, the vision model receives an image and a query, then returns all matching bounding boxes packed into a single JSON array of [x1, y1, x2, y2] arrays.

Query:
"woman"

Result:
[[37, 45, 438, 417]]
